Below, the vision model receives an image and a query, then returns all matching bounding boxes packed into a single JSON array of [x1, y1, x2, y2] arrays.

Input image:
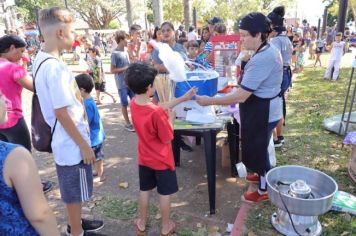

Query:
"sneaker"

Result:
[[42, 181, 54, 194], [66, 219, 104, 235], [274, 139, 283, 148], [245, 173, 259, 183], [124, 124, 135, 132], [242, 190, 269, 203], [277, 136, 285, 144]]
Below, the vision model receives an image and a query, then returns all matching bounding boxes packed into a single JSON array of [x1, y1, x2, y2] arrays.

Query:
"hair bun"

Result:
[[272, 6, 285, 18]]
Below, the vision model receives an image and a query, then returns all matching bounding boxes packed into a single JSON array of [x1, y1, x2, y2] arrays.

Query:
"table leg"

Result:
[[196, 137, 201, 145], [203, 130, 216, 214], [227, 120, 239, 177], [172, 133, 181, 167]]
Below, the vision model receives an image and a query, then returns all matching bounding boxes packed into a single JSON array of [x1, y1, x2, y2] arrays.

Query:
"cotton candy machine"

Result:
[[266, 165, 338, 236]]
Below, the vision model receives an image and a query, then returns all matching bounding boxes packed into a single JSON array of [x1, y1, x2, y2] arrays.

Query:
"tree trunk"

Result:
[[183, 0, 191, 31], [152, 0, 163, 26], [351, 3, 356, 32], [126, 0, 133, 28]]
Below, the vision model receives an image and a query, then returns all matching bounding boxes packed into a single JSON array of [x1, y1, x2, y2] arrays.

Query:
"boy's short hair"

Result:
[[38, 7, 74, 35], [75, 73, 94, 94], [115, 30, 129, 44], [125, 62, 158, 94], [186, 40, 199, 49], [336, 32, 343, 37], [88, 47, 100, 57], [130, 24, 142, 34]]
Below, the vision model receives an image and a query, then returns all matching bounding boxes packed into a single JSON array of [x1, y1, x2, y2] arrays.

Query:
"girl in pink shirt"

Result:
[[0, 35, 34, 151]]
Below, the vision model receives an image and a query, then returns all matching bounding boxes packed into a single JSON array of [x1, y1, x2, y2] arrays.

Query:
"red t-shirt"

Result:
[[130, 99, 175, 170], [73, 40, 81, 48]]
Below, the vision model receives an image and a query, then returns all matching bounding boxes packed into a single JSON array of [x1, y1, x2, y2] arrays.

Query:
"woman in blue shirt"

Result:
[[196, 12, 283, 203], [0, 93, 59, 235]]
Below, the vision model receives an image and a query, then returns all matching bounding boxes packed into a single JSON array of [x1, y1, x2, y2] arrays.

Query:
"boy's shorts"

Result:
[[139, 165, 178, 195], [55, 161, 93, 204], [118, 87, 135, 107], [95, 82, 106, 92], [92, 143, 104, 161]]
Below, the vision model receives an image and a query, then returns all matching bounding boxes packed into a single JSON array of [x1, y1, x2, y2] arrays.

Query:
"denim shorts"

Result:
[[55, 161, 93, 204], [118, 87, 135, 107]]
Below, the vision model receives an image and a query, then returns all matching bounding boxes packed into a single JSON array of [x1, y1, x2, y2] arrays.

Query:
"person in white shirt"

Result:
[[324, 32, 345, 81], [34, 7, 104, 236], [187, 26, 198, 41]]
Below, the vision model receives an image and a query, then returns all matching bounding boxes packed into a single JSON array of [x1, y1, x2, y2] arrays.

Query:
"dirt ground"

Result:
[[22, 58, 247, 236]]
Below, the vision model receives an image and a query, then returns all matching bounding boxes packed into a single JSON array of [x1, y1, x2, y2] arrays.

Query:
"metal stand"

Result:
[[339, 65, 356, 135]]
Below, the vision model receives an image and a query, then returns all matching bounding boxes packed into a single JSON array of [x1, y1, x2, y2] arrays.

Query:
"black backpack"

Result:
[[31, 57, 57, 153]]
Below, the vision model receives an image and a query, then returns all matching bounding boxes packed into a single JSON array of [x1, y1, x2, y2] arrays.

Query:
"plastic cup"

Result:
[[236, 162, 247, 178]]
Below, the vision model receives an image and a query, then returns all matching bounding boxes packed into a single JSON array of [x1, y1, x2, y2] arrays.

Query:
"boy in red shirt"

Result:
[[125, 62, 195, 236]]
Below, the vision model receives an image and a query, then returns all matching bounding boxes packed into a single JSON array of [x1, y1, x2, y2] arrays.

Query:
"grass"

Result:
[[245, 66, 356, 235], [98, 197, 158, 221], [97, 197, 225, 235]]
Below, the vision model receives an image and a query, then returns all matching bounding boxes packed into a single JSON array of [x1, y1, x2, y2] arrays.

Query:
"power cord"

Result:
[[276, 181, 312, 236]]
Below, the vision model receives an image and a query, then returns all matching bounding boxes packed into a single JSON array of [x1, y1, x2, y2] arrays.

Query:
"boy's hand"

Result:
[[196, 95, 213, 106], [183, 87, 197, 101], [80, 144, 96, 165]]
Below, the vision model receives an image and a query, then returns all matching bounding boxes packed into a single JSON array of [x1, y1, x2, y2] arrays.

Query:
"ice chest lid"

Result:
[[185, 69, 219, 81]]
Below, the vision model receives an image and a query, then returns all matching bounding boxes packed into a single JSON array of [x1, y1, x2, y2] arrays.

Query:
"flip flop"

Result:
[[134, 219, 146, 236], [160, 222, 176, 236], [99, 175, 106, 182]]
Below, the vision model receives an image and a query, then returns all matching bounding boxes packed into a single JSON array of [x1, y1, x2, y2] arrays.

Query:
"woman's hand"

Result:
[[196, 95, 213, 106]]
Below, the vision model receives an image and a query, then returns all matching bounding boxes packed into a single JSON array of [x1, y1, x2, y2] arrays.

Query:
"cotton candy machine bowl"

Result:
[[266, 165, 338, 236]]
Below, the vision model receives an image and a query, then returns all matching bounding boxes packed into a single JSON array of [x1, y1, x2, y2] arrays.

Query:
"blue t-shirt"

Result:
[[270, 35, 293, 66], [240, 44, 283, 122], [84, 97, 105, 147], [111, 48, 129, 89], [152, 43, 187, 64], [0, 141, 39, 235]]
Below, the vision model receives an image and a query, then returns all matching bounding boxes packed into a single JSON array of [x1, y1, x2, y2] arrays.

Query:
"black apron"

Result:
[[239, 43, 278, 175]]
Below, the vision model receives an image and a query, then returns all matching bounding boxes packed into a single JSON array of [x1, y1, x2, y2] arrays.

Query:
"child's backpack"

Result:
[[31, 57, 57, 153]]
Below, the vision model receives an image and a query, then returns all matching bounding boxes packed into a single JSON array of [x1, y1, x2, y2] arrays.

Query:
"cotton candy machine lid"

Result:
[[266, 165, 338, 216], [289, 180, 312, 199]]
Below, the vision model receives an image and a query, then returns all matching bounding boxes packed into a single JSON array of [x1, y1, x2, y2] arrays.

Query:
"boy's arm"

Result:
[[160, 87, 196, 110], [110, 54, 128, 74], [54, 107, 95, 165], [111, 64, 128, 74]]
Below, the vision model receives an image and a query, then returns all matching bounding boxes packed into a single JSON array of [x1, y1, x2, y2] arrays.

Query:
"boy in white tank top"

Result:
[[324, 32, 345, 81]]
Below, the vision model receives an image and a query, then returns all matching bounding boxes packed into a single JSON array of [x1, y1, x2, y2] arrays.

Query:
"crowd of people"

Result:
[[0, 3, 352, 236]]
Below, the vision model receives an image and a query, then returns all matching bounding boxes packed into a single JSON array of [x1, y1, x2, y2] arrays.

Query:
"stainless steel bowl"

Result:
[[266, 165, 338, 216]]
